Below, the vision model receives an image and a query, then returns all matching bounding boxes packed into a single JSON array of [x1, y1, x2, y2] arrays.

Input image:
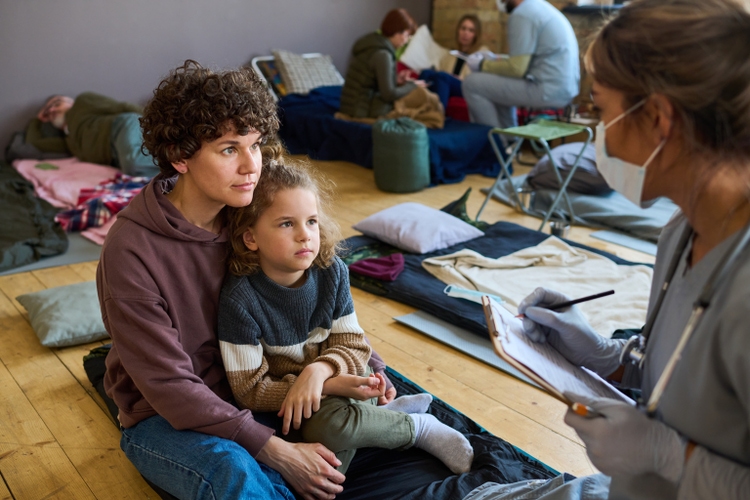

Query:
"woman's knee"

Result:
[[121, 417, 291, 499]]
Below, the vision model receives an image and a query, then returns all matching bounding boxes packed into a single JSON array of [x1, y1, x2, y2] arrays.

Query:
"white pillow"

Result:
[[399, 25, 449, 72], [272, 50, 343, 95], [353, 202, 484, 254]]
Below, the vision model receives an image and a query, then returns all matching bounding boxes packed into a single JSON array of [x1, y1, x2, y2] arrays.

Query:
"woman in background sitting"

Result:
[[420, 15, 489, 113], [438, 14, 488, 80], [339, 8, 427, 119]]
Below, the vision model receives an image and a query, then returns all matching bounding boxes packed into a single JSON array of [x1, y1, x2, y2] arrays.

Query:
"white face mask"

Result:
[[595, 99, 666, 207]]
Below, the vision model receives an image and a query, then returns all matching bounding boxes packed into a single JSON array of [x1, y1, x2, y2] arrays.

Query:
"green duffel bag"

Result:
[[371, 117, 430, 193]]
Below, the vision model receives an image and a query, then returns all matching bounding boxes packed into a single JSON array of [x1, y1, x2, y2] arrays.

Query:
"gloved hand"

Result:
[[518, 287, 623, 377], [465, 52, 485, 72], [564, 393, 686, 483]]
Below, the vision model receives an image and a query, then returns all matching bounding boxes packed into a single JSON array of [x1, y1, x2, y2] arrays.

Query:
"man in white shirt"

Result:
[[462, 0, 580, 129]]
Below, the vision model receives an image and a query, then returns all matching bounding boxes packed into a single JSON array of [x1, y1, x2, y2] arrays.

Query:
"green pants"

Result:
[[301, 394, 416, 473]]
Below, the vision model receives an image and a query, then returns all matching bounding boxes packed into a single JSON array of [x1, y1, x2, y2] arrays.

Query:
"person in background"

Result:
[[339, 8, 427, 119], [27, 92, 158, 177], [463, 0, 750, 498], [462, 0, 579, 129], [419, 14, 490, 111]]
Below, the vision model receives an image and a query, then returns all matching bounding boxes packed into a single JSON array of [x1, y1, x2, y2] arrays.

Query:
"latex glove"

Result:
[[478, 49, 500, 61], [465, 52, 485, 72], [518, 287, 623, 377], [564, 393, 686, 483]]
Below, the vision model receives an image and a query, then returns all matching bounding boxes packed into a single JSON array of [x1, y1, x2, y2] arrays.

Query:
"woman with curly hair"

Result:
[[97, 60, 353, 499]]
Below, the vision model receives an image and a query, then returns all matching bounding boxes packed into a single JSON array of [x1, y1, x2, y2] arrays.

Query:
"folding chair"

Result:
[[475, 120, 593, 231]]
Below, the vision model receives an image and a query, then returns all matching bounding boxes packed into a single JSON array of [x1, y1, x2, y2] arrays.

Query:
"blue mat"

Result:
[[0, 232, 101, 276], [395, 310, 539, 388], [590, 230, 657, 256]]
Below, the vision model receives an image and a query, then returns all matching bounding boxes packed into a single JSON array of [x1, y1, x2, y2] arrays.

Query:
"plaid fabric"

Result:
[[55, 173, 150, 231], [272, 50, 343, 95]]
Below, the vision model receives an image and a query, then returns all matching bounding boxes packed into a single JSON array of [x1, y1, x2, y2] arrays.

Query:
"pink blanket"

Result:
[[12, 158, 120, 209]]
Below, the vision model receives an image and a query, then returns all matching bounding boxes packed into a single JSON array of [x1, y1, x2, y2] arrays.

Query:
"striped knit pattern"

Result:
[[218, 256, 371, 412]]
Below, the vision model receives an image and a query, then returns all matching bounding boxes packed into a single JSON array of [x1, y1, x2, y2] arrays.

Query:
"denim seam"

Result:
[[128, 440, 217, 500]]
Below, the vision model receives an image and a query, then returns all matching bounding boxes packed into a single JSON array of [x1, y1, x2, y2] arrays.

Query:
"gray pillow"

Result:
[[526, 142, 612, 195], [16, 281, 109, 347]]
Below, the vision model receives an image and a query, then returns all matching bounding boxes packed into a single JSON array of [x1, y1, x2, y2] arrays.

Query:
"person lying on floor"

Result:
[[26, 92, 158, 177]]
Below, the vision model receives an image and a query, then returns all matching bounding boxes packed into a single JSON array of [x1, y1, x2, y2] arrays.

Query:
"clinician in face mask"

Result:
[[595, 98, 667, 206], [464, 1, 750, 499]]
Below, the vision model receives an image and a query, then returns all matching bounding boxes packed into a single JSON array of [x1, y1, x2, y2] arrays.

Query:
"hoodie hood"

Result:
[[116, 174, 228, 244], [351, 32, 395, 59]]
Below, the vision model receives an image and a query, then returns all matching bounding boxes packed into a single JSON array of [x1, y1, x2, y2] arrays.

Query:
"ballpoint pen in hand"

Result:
[[515, 290, 615, 318]]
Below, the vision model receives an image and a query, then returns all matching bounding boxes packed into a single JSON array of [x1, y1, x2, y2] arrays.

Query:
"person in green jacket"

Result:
[[27, 92, 158, 177], [339, 9, 427, 119]]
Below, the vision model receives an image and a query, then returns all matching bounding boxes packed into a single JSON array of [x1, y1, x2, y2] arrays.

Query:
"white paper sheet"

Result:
[[486, 299, 633, 404]]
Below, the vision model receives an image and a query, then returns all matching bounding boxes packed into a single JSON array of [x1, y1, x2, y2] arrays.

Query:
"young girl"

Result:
[[217, 158, 474, 475]]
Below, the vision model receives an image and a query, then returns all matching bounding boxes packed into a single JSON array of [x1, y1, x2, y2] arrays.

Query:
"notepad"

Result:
[[449, 50, 508, 62], [481, 296, 634, 407]]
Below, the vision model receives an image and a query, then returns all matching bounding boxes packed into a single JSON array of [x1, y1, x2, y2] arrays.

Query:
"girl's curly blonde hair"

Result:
[[227, 157, 341, 276]]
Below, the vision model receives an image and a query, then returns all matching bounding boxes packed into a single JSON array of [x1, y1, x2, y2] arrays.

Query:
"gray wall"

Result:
[[0, 0, 430, 147]]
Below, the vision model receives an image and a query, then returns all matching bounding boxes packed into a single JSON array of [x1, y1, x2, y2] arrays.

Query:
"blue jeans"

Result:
[[120, 415, 295, 500], [110, 112, 159, 177], [419, 69, 463, 110]]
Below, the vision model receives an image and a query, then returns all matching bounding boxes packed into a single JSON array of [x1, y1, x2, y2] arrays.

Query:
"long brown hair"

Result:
[[455, 14, 482, 54]]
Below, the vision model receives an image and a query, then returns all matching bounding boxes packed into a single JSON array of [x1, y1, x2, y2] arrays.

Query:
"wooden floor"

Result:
[[0, 158, 655, 499]]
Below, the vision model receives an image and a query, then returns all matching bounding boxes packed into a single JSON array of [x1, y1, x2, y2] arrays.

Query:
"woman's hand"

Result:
[[565, 393, 686, 482], [518, 287, 623, 378], [256, 436, 345, 500], [397, 69, 414, 85], [278, 361, 335, 435], [323, 373, 386, 400]]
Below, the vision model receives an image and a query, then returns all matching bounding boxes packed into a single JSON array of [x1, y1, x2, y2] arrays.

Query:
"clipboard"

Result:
[[481, 296, 634, 415]]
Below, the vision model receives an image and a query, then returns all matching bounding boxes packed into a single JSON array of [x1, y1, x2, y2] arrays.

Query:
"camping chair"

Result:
[[476, 120, 593, 231]]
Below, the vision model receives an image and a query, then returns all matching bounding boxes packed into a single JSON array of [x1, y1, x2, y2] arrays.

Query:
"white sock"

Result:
[[383, 393, 433, 414], [410, 413, 473, 474]]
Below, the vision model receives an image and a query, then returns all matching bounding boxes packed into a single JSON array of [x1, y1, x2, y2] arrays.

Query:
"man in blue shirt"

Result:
[[462, 0, 580, 129]]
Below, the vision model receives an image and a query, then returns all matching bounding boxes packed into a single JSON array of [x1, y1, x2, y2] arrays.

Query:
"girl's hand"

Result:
[[378, 385, 397, 405], [323, 373, 386, 400], [278, 362, 334, 435]]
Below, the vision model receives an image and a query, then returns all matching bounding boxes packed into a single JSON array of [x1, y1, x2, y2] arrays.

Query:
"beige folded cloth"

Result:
[[335, 87, 445, 129]]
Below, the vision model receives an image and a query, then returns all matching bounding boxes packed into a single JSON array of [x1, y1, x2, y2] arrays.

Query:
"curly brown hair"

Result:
[[140, 59, 280, 176], [227, 156, 342, 276]]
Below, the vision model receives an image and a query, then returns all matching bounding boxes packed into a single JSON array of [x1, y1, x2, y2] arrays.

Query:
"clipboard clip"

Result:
[[488, 302, 511, 342]]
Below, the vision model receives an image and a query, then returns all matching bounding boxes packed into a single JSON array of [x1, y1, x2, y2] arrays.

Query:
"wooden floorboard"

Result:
[[0, 157, 655, 497]]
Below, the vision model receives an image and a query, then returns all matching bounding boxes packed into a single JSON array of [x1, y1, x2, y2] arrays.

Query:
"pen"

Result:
[[571, 402, 601, 418], [515, 290, 615, 318]]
